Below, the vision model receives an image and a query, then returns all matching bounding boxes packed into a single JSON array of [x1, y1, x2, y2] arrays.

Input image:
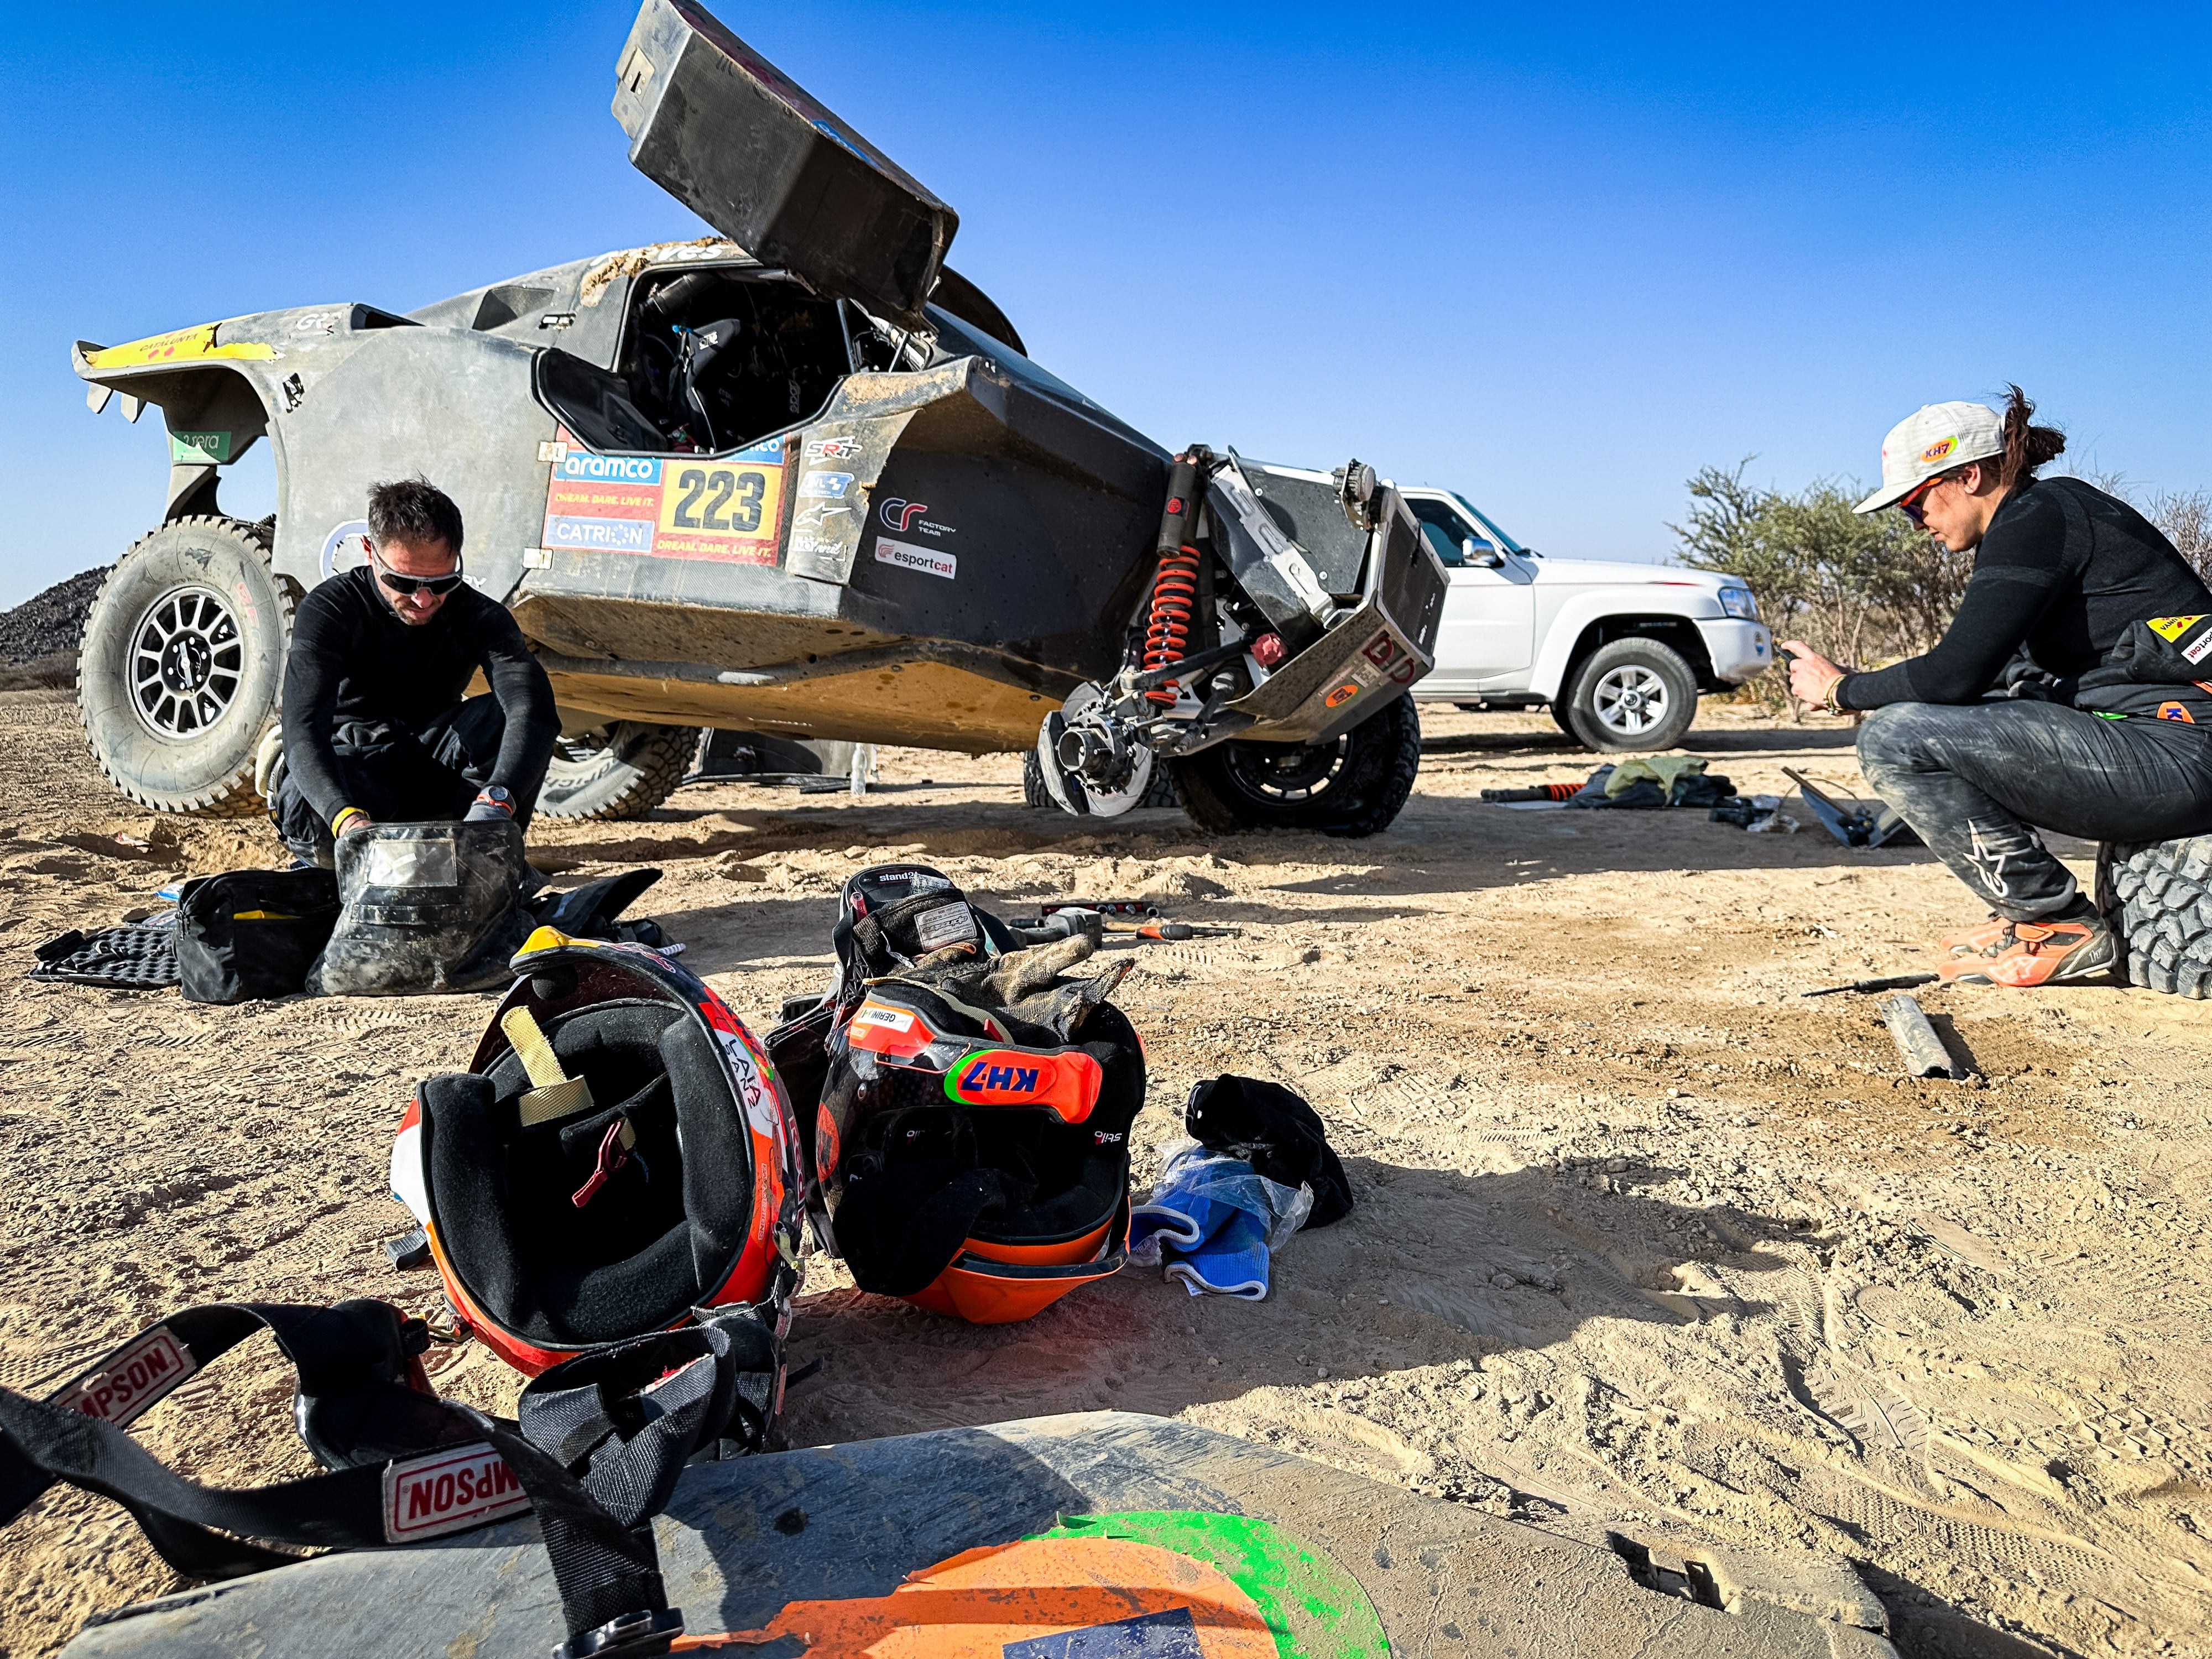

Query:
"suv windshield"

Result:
[[1449, 494, 1526, 554]]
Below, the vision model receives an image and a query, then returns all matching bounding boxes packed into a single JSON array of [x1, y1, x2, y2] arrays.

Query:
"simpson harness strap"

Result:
[[0, 1300, 784, 1658]]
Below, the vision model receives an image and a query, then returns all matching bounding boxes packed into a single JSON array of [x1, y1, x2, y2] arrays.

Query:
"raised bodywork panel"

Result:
[[612, 0, 956, 330]]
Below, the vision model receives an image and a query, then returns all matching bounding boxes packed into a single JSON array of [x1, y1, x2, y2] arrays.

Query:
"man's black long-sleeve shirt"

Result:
[[1838, 476, 2211, 710], [281, 566, 557, 828]]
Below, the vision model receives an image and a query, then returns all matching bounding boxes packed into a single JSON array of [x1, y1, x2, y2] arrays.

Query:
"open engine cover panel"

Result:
[[613, 0, 957, 331]]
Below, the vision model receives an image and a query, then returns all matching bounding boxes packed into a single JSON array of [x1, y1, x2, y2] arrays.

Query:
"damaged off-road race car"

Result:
[[69, 0, 1447, 839]]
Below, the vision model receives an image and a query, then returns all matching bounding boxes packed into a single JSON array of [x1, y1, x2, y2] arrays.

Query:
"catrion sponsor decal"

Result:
[[946, 1047, 1102, 1121], [59, 1326, 196, 1428], [798, 471, 855, 499], [540, 430, 785, 566], [1919, 436, 1958, 465], [1323, 680, 1361, 708], [382, 1443, 529, 1543], [875, 537, 956, 580]]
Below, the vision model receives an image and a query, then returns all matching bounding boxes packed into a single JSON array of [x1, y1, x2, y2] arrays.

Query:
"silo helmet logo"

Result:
[[1919, 436, 1958, 465]]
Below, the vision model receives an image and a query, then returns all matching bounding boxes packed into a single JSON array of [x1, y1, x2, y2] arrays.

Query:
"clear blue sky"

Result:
[[2, 2, 2206, 606]]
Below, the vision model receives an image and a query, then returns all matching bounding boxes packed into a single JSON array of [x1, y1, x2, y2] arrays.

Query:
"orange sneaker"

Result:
[[1939, 914, 2116, 987], [1938, 914, 2012, 954]]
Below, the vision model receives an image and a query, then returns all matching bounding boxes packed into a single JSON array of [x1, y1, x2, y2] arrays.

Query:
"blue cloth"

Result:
[[1129, 1143, 1309, 1302]]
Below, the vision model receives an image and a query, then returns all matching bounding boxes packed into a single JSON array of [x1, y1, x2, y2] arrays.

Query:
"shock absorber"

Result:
[[1141, 448, 1210, 706]]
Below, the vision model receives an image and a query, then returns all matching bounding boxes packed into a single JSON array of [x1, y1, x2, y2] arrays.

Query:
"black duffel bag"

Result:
[[176, 867, 342, 1004]]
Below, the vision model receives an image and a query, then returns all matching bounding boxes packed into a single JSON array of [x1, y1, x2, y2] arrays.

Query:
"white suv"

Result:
[[1399, 489, 1772, 752]]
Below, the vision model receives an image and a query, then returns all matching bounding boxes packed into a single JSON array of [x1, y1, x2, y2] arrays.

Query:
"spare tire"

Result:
[[536, 719, 700, 820], [2100, 836, 2212, 997], [76, 515, 291, 817]]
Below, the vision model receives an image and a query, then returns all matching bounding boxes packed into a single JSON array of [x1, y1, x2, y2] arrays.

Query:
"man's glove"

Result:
[[465, 786, 516, 823]]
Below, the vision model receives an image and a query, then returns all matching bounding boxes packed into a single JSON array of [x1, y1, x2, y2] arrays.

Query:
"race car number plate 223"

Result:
[[541, 433, 786, 566]]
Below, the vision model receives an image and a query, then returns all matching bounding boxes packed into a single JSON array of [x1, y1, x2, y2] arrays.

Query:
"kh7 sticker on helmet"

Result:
[[684, 1510, 1385, 1659], [540, 430, 787, 565], [945, 1047, 1102, 1121]]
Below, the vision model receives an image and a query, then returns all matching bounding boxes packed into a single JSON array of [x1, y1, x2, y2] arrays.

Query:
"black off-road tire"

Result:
[[1168, 693, 1420, 838], [1563, 638, 1698, 753], [2100, 836, 2212, 997], [76, 515, 290, 817], [536, 721, 701, 820]]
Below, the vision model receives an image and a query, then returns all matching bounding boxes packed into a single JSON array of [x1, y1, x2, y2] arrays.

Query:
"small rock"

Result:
[[1491, 1272, 1516, 1290], [1299, 946, 1322, 964]]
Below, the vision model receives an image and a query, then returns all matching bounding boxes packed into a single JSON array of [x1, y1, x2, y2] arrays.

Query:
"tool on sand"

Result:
[[1782, 767, 1920, 849], [1803, 972, 1940, 998], [1876, 993, 1969, 1079], [1105, 920, 1239, 941], [1481, 782, 1583, 803]]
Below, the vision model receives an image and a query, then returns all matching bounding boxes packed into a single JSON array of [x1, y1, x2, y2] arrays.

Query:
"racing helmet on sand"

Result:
[[814, 978, 1144, 1323], [391, 930, 805, 1376]]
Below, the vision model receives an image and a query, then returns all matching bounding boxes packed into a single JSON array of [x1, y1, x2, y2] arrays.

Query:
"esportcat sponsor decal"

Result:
[[382, 1442, 528, 1542], [875, 537, 956, 580], [58, 1326, 195, 1428]]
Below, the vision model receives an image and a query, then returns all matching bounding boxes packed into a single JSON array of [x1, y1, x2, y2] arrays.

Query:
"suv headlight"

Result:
[[1717, 586, 1759, 621]]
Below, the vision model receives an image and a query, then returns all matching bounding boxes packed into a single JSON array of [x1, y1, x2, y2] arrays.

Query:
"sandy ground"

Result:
[[0, 688, 2206, 1658]]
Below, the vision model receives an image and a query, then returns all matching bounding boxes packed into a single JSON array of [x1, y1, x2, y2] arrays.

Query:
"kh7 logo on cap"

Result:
[[946, 1047, 1103, 1121], [1919, 436, 1959, 465]]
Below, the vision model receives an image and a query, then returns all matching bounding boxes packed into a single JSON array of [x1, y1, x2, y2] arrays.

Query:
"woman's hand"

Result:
[[1779, 640, 1846, 709]]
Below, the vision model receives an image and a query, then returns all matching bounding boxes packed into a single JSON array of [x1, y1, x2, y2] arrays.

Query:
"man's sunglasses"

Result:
[[371, 548, 466, 596]]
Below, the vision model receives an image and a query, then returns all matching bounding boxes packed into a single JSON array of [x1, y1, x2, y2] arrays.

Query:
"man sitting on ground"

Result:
[[270, 477, 557, 865], [1783, 390, 2212, 988]]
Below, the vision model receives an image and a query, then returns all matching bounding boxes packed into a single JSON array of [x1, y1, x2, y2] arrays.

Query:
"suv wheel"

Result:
[[536, 720, 701, 820], [2101, 837, 2212, 996], [1168, 694, 1419, 838], [1562, 639, 1697, 753], [77, 515, 293, 817]]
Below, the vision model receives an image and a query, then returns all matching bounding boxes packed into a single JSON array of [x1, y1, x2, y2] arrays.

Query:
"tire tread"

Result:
[[2106, 836, 2212, 996]]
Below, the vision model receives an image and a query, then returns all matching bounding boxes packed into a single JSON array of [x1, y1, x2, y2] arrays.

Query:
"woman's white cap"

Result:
[[1853, 402, 2005, 514]]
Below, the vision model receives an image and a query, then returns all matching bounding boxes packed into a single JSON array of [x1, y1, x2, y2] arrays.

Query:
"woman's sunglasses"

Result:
[[1897, 472, 1951, 525], [371, 548, 466, 596]]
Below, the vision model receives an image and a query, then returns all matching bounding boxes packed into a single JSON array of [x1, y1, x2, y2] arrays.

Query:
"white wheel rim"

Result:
[[128, 585, 244, 738], [1593, 664, 1670, 736]]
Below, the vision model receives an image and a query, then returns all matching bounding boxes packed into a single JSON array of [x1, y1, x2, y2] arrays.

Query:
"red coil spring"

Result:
[[1141, 545, 1201, 705]]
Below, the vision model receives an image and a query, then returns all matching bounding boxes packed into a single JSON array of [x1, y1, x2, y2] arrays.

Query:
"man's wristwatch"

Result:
[[473, 786, 516, 818]]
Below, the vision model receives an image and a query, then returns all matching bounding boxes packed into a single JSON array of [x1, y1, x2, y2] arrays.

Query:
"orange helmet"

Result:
[[813, 980, 1142, 1323], [392, 932, 805, 1376]]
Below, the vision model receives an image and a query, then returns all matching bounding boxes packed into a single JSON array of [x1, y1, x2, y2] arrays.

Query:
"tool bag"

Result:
[[393, 930, 807, 1376], [174, 867, 342, 1003], [0, 1297, 780, 1658], [308, 820, 531, 997]]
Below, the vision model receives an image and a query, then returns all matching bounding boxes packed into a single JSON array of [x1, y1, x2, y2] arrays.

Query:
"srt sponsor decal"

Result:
[[805, 436, 860, 462]]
